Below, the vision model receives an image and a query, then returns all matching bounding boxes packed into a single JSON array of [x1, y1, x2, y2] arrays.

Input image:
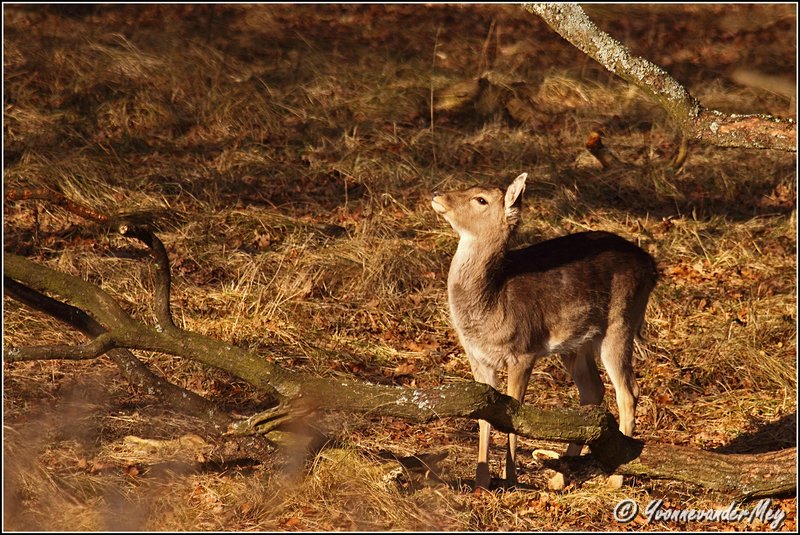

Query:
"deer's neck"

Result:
[[447, 234, 507, 313]]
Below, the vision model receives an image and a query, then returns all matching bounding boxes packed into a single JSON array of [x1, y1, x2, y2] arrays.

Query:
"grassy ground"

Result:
[[3, 4, 796, 531]]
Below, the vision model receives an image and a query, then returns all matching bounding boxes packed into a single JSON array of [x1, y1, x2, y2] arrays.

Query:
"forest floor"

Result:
[[3, 4, 797, 531]]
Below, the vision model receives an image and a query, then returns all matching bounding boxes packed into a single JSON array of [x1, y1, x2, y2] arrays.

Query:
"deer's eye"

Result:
[[474, 197, 488, 206]]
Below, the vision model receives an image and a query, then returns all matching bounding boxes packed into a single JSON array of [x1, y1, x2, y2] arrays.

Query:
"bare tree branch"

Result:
[[3, 277, 228, 425], [670, 136, 689, 170], [5, 187, 110, 222], [585, 131, 623, 169], [6, 332, 117, 361], [115, 221, 178, 332], [523, 3, 796, 152], [3, 251, 295, 401]]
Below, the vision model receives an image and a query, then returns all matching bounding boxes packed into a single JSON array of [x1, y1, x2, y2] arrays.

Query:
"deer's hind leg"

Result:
[[599, 319, 640, 488], [599, 324, 639, 439], [561, 340, 605, 457]]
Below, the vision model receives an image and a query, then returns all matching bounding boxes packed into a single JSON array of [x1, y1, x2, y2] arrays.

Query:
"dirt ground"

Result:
[[3, 4, 797, 531]]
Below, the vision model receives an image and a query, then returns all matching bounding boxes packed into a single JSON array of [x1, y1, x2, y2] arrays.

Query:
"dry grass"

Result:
[[3, 4, 797, 532]]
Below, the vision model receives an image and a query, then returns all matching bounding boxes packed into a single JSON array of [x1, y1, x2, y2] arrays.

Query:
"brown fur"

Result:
[[432, 173, 658, 488]]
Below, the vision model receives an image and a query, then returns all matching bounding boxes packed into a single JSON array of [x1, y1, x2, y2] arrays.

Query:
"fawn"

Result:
[[432, 173, 657, 489]]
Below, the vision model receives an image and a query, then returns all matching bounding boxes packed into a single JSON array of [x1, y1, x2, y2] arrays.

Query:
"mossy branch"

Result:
[[523, 3, 796, 152], [6, 332, 117, 361], [4, 276, 228, 425], [116, 221, 178, 332]]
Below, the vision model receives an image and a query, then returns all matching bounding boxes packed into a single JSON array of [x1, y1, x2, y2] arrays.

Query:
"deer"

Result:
[[431, 173, 658, 489]]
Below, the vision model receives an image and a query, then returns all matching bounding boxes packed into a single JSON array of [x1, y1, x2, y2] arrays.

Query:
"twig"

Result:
[[6, 332, 117, 361], [585, 131, 622, 168], [115, 221, 178, 332], [477, 19, 497, 77], [4, 252, 289, 398], [669, 135, 689, 170], [5, 187, 110, 222], [226, 403, 316, 437]]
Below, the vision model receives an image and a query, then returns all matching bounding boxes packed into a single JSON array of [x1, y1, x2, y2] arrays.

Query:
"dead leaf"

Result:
[[283, 516, 302, 528], [124, 464, 140, 477], [393, 361, 416, 376], [90, 461, 116, 473]]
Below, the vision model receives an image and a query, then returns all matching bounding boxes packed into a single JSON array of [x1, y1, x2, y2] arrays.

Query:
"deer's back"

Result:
[[453, 231, 657, 369], [505, 231, 655, 277]]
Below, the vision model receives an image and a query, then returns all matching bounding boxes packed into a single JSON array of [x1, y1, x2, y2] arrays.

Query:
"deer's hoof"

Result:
[[547, 470, 567, 491], [607, 474, 624, 489]]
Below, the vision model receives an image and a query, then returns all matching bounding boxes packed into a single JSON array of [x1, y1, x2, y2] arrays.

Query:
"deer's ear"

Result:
[[504, 173, 527, 224], [504, 173, 527, 210]]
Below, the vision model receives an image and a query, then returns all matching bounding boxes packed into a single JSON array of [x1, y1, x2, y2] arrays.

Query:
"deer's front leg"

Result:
[[469, 356, 497, 489], [504, 359, 533, 484]]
